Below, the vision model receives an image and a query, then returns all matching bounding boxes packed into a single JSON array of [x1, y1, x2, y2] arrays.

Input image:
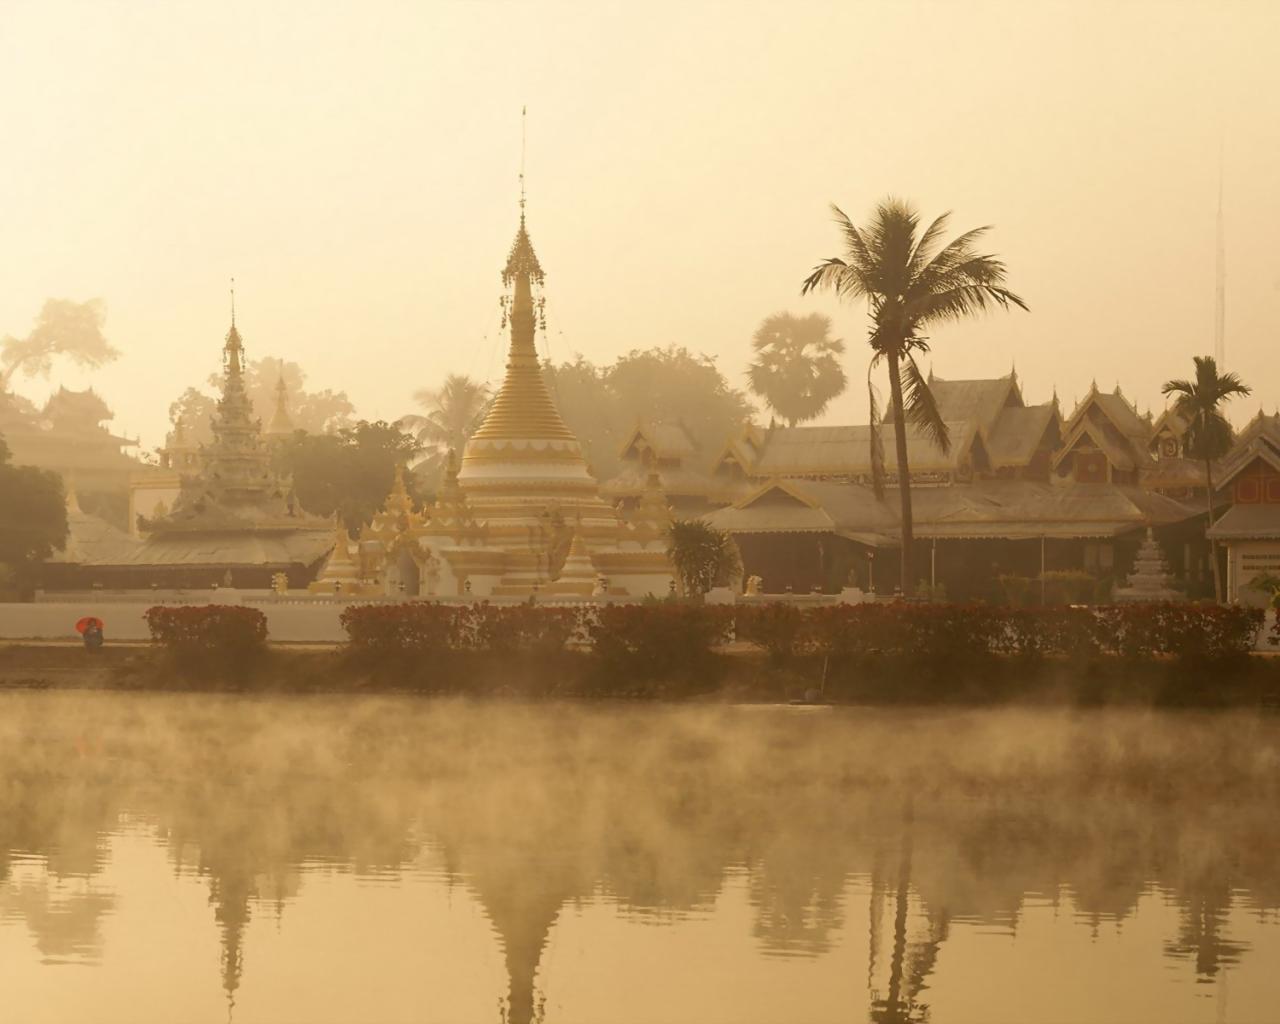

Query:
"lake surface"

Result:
[[1, 694, 1278, 1024]]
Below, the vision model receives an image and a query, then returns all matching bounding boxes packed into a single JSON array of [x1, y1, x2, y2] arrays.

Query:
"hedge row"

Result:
[[338, 602, 581, 655], [337, 599, 1264, 665], [144, 601, 1267, 673], [734, 602, 1266, 664]]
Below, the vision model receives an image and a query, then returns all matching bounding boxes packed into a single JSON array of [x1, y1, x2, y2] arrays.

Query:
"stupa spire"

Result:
[[266, 371, 294, 436], [467, 122, 576, 445]]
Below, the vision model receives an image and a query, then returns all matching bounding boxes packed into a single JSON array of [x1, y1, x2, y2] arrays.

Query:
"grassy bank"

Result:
[[3, 642, 1279, 708]]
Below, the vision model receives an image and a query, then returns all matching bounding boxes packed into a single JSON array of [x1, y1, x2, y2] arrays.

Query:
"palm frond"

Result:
[[901, 353, 951, 454], [908, 282, 1028, 327], [1161, 378, 1195, 398], [906, 212, 952, 279], [801, 257, 851, 296], [830, 203, 877, 278]]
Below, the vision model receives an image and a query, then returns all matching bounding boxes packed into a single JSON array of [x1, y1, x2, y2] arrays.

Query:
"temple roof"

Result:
[[124, 530, 334, 569], [985, 403, 1058, 468], [706, 477, 1200, 544], [1214, 412, 1280, 488], [618, 421, 697, 460], [45, 489, 141, 565], [930, 373, 1021, 432], [750, 420, 976, 478], [1207, 502, 1280, 541]]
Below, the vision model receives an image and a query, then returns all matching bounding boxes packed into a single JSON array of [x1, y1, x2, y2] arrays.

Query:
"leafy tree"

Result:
[[277, 420, 422, 534], [1, 299, 119, 387], [0, 433, 68, 592], [544, 347, 754, 479], [241, 356, 356, 435], [747, 312, 846, 427], [398, 374, 491, 484], [166, 358, 356, 442], [1247, 572, 1280, 611], [1162, 355, 1251, 603], [667, 519, 742, 597], [802, 198, 1026, 586]]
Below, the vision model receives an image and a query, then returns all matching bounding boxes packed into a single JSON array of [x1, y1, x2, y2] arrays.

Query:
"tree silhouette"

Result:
[[1, 299, 119, 387], [747, 312, 846, 427], [803, 198, 1025, 586], [1162, 355, 1250, 602]]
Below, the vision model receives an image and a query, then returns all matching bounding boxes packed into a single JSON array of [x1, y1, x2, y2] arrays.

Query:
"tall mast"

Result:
[[1214, 155, 1226, 367]]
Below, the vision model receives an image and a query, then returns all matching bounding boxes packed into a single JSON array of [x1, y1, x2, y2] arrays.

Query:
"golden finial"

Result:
[[519, 105, 527, 214]]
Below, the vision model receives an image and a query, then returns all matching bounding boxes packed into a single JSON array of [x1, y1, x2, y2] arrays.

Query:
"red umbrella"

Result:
[[75, 616, 104, 635]]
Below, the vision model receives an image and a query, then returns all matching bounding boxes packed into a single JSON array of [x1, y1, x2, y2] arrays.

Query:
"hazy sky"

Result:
[[2, 0, 1277, 450]]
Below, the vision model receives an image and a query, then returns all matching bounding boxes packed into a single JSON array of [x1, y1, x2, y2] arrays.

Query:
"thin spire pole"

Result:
[[230, 277, 236, 326], [519, 105, 527, 212], [1214, 146, 1225, 367]]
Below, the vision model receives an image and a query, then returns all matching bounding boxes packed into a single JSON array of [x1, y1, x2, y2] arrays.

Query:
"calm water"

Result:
[[1, 695, 1279, 1024]]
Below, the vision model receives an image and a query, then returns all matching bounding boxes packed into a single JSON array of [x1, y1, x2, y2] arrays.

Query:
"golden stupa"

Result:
[[310, 204, 674, 600]]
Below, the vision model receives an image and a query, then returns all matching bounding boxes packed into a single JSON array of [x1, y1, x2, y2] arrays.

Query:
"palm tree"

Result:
[[802, 198, 1026, 588], [747, 313, 847, 427], [667, 520, 742, 598], [1161, 356, 1250, 602], [399, 374, 491, 479]]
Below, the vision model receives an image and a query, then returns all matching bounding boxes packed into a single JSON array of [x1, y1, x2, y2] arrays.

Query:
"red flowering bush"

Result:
[[144, 605, 268, 667], [588, 602, 733, 694], [466, 602, 583, 655], [735, 601, 1262, 666], [339, 602, 465, 653], [735, 602, 819, 663]]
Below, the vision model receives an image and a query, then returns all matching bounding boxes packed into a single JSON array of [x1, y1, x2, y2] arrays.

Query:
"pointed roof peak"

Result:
[[504, 212, 544, 286], [266, 370, 294, 436], [65, 477, 82, 515]]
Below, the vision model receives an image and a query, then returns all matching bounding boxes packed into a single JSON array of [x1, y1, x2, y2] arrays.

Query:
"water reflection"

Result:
[[1, 696, 1279, 1023]]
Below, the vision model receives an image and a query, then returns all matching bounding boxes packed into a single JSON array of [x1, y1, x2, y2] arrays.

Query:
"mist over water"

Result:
[[2, 695, 1278, 1023]]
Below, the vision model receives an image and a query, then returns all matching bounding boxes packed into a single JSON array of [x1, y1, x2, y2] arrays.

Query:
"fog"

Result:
[[3, 694, 1279, 1022], [2, 1, 1278, 448]]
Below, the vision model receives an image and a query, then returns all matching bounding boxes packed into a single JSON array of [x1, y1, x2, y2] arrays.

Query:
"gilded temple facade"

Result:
[[309, 209, 675, 599]]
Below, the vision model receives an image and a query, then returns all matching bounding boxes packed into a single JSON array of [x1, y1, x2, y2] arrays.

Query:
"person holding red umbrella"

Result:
[[76, 616, 105, 651]]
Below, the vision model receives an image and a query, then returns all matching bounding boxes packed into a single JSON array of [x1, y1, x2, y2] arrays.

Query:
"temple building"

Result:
[[1207, 410, 1280, 605], [44, 312, 333, 591], [602, 420, 745, 512], [703, 374, 1211, 599], [309, 206, 675, 599], [0, 384, 144, 526]]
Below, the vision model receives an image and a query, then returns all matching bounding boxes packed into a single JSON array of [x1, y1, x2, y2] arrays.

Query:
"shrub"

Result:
[[998, 575, 1033, 608], [735, 602, 816, 663], [466, 602, 583, 655], [339, 602, 464, 653], [588, 602, 732, 695], [143, 605, 268, 669]]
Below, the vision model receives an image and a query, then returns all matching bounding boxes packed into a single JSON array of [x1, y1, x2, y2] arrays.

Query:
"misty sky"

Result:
[[2, 0, 1277, 450]]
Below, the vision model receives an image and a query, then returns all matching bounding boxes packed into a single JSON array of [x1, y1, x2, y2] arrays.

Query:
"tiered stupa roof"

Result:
[[154, 314, 318, 534]]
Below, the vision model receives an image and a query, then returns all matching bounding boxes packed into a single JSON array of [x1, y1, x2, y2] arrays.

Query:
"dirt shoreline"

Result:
[[3, 642, 1278, 707]]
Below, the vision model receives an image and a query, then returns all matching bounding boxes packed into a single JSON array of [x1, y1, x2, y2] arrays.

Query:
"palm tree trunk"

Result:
[[886, 347, 914, 591], [1206, 458, 1223, 603]]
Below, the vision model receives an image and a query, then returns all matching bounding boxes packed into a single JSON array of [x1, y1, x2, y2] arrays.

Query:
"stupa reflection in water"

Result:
[[1, 698, 1278, 1023]]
